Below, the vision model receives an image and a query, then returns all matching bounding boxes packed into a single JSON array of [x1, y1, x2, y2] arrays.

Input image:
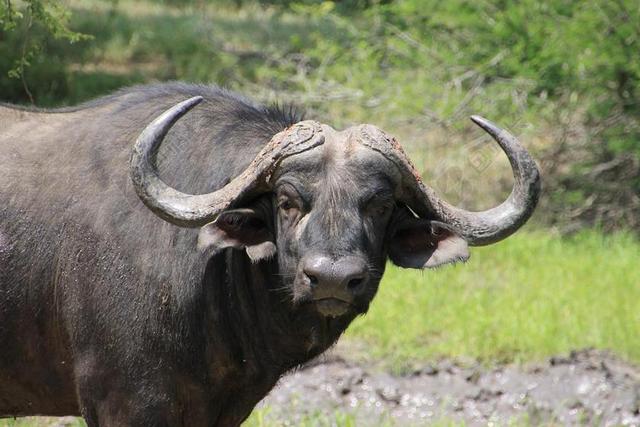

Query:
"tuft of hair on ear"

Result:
[[197, 207, 276, 261], [422, 251, 469, 270], [246, 241, 277, 263]]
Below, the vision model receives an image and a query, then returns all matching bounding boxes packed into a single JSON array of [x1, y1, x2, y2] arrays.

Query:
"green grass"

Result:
[[346, 229, 640, 369], [244, 404, 475, 426], [245, 407, 368, 427], [0, 419, 84, 427]]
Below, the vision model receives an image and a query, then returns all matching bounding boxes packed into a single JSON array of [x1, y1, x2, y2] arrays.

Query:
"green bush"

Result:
[[0, 0, 92, 104], [367, 0, 639, 230]]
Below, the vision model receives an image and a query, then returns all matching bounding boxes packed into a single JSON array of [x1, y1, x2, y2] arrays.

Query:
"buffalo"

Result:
[[0, 82, 540, 426]]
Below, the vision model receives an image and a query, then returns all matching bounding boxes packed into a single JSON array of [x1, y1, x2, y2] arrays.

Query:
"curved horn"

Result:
[[130, 97, 324, 227], [359, 116, 541, 246], [428, 116, 541, 245]]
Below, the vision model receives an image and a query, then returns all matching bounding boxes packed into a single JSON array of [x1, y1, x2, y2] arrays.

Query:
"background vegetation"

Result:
[[2, 0, 639, 232], [0, 1, 638, 425]]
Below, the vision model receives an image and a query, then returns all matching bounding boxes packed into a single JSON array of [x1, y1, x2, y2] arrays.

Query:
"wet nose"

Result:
[[302, 255, 369, 298]]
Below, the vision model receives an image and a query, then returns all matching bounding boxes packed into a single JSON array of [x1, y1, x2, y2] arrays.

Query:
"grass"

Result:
[[245, 407, 371, 427], [0, 419, 84, 427], [346, 229, 640, 369]]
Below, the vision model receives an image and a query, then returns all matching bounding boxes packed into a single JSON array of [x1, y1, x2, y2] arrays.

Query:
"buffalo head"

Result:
[[130, 97, 540, 318]]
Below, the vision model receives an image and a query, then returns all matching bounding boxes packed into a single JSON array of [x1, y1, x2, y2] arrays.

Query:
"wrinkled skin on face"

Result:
[[198, 124, 469, 320], [274, 126, 398, 317]]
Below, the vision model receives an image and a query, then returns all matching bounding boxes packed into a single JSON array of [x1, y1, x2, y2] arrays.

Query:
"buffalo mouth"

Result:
[[313, 297, 353, 317]]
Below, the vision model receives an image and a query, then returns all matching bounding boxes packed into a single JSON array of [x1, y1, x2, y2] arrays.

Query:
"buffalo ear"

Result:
[[197, 208, 276, 262], [389, 218, 469, 269]]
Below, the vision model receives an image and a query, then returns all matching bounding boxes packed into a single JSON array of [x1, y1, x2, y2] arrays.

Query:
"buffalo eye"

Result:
[[363, 195, 394, 218], [278, 198, 295, 212], [276, 182, 307, 223], [373, 203, 392, 217], [277, 195, 303, 223]]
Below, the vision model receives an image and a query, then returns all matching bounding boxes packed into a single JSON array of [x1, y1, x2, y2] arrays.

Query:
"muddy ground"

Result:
[[260, 349, 640, 426]]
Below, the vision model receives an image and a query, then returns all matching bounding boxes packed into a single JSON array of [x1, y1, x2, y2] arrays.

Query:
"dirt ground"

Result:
[[260, 349, 640, 426]]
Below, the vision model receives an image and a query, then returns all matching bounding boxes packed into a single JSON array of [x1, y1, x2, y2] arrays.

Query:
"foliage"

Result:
[[0, 0, 91, 102], [265, 0, 640, 231], [355, 0, 640, 231]]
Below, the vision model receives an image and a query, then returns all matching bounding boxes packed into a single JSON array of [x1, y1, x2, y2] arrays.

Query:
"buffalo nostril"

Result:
[[306, 274, 318, 287], [347, 276, 366, 292]]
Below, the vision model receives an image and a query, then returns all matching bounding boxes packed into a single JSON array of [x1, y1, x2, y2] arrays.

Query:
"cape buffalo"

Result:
[[0, 82, 540, 426]]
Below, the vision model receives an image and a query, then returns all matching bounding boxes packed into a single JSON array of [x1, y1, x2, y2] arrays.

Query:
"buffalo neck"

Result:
[[202, 249, 354, 385]]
